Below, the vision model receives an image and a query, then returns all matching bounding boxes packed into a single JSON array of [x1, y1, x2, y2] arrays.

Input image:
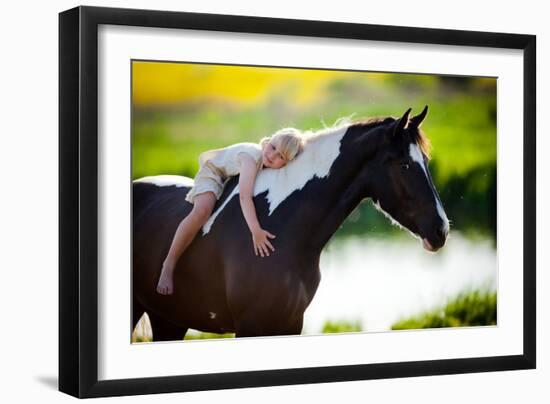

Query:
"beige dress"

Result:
[[185, 142, 264, 204]]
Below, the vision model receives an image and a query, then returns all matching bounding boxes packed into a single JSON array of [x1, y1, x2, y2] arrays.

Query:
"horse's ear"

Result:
[[393, 108, 411, 136], [409, 105, 428, 129]]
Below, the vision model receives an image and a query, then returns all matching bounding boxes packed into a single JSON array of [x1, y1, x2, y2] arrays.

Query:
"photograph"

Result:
[[56, 4, 537, 398], [130, 60, 497, 343]]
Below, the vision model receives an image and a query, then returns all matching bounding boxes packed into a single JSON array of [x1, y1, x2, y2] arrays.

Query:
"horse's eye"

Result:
[[400, 163, 410, 170]]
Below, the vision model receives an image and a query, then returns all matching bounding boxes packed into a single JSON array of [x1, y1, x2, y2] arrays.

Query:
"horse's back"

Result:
[[133, 175, 193, 221], [132, 177, 194, 289], [132, 176, 235, 331]]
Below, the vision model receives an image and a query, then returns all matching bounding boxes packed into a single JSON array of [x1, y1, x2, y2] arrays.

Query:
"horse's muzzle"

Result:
[[422, 226, 448, 252]]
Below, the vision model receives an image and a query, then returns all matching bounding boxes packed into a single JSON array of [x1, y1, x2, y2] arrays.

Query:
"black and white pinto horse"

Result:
[[132, 107, 449, 340]]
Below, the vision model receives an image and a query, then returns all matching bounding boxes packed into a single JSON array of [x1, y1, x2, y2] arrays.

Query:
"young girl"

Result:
[[156, 128, 305, 295]]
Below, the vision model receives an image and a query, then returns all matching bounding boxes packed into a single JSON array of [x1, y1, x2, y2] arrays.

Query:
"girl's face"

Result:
[[262, 141, 288, 169]]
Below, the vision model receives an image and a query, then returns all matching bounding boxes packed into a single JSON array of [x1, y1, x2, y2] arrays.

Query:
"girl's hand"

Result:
[[238, 154, 275, 257], [252, 227, 276, 257]]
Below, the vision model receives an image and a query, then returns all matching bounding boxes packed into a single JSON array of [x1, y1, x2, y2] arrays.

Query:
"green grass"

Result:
[[391, 290, 497, 330], [184, 331, 235, 340], [132, 93, 496, 182], [321, 320, 363, 333]]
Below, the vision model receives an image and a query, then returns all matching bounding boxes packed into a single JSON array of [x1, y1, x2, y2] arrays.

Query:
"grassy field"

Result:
[[391, 290, 497, 330], [132, 92, 496, 182], [133, 75, 496, 238], [132, 61, 497, 239]]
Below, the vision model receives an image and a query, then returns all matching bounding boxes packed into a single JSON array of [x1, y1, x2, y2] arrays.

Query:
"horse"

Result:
[[132, 106, 449, 341]]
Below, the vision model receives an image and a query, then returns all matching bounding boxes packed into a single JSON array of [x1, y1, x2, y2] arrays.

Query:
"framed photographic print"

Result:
[[59, 5, 536, 398]]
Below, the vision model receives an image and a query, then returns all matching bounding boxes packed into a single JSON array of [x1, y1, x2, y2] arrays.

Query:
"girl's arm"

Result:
[[238, 153, 276, 257]]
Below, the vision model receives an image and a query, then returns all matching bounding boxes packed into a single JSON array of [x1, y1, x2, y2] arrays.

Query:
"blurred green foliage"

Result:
[[321, 320, 363, 333], [132, 66, 496, 240], [184, 331, 235, 340], [391, 289, 497, 330]]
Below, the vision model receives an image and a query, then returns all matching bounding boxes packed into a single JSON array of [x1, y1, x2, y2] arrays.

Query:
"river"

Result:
[[303, 232, 497, 333]]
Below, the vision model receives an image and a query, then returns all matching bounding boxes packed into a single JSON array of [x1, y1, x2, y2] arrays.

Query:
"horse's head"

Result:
[[361, 107, 449, 251]]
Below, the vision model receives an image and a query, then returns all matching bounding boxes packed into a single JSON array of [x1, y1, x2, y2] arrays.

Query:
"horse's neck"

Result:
[[284, 126, 377, 253], [300, 170, 368, 252]]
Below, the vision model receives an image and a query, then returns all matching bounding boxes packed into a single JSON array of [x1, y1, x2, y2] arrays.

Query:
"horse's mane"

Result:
[[299, 115, 356, 143], [297, 115, 431, 159], [411, 127, 432, 159], [350, 116, 432, 159]]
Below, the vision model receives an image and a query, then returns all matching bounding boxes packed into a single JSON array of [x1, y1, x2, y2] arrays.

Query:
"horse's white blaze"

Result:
[[134, 175, 194, 188], [209, 312, 217, 319], [437, 199, 450, 235], [408, 143, 428, 177], [409, 143, 450, 235], [202, 123, 350, 235]]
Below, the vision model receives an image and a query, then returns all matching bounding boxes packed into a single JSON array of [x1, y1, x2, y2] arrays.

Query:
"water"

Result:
[[303, 232, 496, 333]]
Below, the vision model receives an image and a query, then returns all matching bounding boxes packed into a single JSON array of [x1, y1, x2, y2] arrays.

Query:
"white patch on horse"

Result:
[[408, 143, 428, 177], [409, 143, 450, 234], [209, 312, 216, 319], [436, 198, 450, 235], [134, 175, 194, 188], [201, 122, 350, 235]]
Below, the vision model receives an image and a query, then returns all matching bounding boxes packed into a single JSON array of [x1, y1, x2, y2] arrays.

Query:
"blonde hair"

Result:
[[259, 127, 305, 162]]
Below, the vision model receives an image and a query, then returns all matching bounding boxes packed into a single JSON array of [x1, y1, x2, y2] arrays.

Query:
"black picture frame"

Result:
[[59, 5, 536, 398]]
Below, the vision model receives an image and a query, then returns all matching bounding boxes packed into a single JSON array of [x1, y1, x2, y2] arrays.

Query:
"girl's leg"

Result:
[[156, 192, 217, 295]]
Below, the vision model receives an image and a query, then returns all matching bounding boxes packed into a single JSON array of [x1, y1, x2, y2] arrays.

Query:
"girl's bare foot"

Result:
[[156, 264, 174, 295]]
